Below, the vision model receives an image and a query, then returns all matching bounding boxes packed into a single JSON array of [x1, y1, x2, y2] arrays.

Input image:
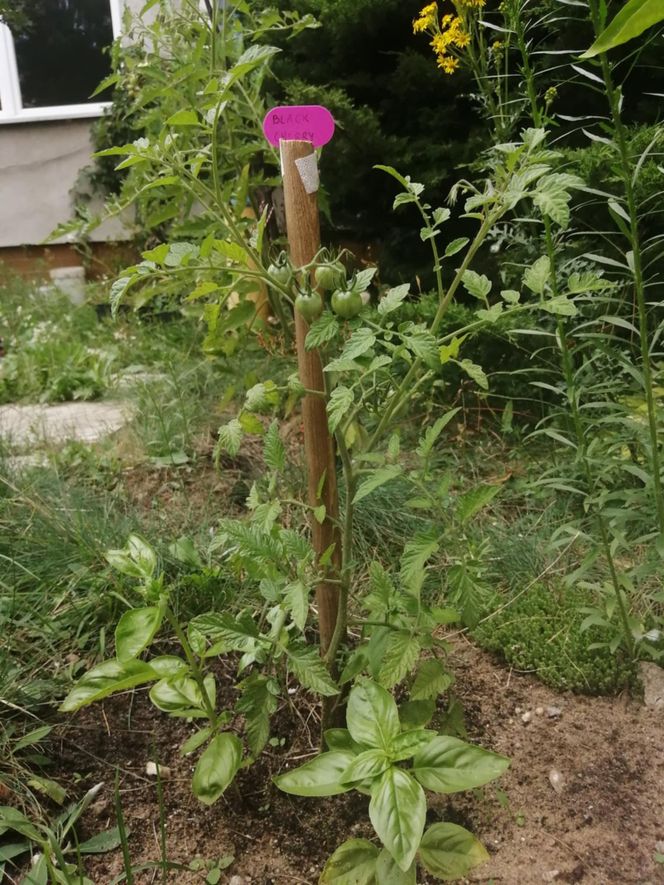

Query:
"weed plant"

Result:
[[413, 0, 664, 663]]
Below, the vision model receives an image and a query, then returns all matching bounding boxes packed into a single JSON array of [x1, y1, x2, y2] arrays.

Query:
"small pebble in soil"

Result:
[[542, 871, 560, 882], [546, 706, 562, 718], [549, 768, 564, 794], [145, 761, 171, 780], [521, 711, 533, 724], [656, 840, 664, 853], [535, 706, 544, 716], [229, 877, 245, 885]]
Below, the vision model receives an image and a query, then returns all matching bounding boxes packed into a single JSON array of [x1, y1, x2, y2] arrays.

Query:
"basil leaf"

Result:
[[413, 736, 509, 793], [369, 768, 425, 872]]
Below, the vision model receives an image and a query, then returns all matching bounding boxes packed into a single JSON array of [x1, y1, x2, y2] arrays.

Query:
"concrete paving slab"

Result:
[[0, 401, 132, 448]]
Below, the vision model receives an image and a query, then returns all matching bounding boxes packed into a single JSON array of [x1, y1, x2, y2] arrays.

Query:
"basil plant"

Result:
[[276, 681, 509, 882]]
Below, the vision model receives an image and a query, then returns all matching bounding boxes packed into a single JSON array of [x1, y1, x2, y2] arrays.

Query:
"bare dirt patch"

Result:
[[448, 638, 664, 885]]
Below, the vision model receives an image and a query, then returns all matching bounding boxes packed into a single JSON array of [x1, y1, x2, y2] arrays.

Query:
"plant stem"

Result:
[[367, 214, 494, 451], [165, 609, 218, 728], [114, 769, 135, 885], [514, 5, 580, 444], [324, 430, 355, 670]]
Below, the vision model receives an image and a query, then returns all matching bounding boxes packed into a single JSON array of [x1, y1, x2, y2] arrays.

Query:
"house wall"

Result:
[[0, 0, 145, 268], [0, 120, 126, 249]]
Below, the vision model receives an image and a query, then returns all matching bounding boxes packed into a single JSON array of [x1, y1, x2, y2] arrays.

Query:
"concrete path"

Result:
[[0, 401, 132, 448]]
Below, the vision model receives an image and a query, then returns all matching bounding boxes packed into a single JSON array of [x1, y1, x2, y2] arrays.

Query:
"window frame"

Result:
[[0, 0, 123, 125]]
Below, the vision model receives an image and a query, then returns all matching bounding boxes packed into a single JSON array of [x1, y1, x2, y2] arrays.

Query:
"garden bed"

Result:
[[53, 640, 663, 884]]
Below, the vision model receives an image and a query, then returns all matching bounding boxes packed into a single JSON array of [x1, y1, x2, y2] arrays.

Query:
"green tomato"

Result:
[[268, 262, 291, 287], [315, 261, 345, 291], [331, 289, 362, 319], [294, 291, 323, 323]]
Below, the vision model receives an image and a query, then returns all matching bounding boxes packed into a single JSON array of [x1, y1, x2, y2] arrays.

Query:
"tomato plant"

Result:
[[59, 7, 590, 870]]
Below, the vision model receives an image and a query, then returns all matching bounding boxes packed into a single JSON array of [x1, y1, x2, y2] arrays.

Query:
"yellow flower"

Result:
[[453, 28, 471, 48], [413, 1, 469, 76], [437, 55, 460, 74], [431, 32, 452, 54], [458, 0, 485, 7], [413, 1, 438, 34], [446, 16, 465, 38]]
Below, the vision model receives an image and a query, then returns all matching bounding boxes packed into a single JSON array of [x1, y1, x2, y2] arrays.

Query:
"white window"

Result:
[[0, 0, 123, 124]]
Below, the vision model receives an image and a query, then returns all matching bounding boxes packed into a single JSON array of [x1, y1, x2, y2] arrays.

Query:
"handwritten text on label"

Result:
[[262, 105, 335, 148]]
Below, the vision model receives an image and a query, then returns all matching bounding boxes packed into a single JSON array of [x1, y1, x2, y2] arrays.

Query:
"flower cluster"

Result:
[[413, 1, 480, 75], [412, 3, 438, 33]]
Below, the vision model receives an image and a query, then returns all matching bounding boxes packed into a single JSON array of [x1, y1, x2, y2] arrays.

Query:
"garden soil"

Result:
[[49, 635, 664, 885]]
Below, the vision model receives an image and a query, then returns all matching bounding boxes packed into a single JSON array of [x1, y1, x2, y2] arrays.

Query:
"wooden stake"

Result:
[[280, 139, 341, 656]]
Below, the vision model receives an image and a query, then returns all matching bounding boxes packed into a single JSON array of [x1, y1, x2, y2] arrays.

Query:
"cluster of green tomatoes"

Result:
[[267, 252, 369, 323]]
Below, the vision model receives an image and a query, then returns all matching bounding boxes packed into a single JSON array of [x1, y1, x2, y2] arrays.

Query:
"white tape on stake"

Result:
[[294, 152, 320, 195], [279, 141, 286, 178]]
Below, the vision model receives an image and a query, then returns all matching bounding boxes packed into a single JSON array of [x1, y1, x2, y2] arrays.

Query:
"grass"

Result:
[[0, 272, 115, 405], [0, 454, 140, 711], [0, 271, 285, 725], [1, 273, 655, 704], [0, 272, 215, 719]]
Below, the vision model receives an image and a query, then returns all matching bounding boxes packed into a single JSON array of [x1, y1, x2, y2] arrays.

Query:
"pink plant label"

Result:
[[262, 105, 335, 147]]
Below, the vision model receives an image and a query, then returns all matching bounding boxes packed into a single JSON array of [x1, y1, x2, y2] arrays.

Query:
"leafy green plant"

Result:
[[439, 0, 664, 665], [59, 507, 340, 801], [57, 116, 593, 881], [277, 681, 508, 881], [56, 0, 315, 337], [0, 784, 122, 885], [9, 3, 664, 878], [582, 0, 664, 57]]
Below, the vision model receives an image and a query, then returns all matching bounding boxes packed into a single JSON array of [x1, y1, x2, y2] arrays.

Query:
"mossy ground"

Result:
[[473, 583, 635, 694]]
